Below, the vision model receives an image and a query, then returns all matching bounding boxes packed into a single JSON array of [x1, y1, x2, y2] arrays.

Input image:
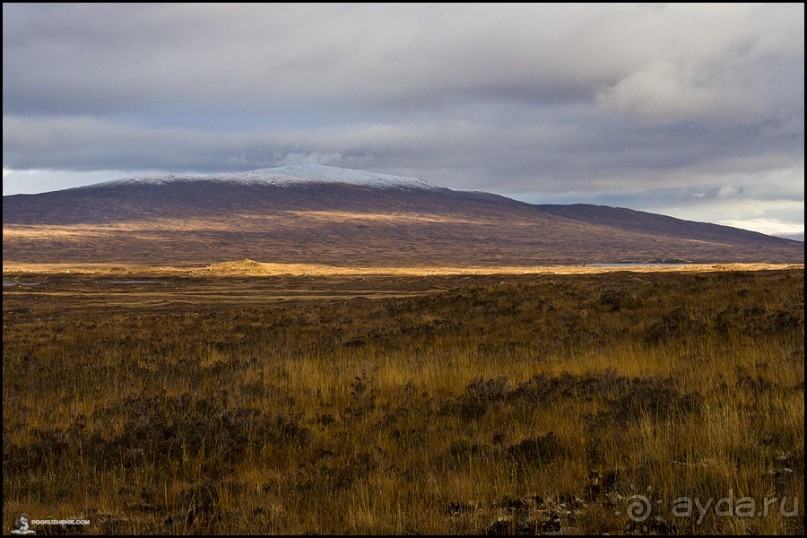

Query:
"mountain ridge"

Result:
[[3, 166, 803, 266], [80, 164, 438, 191]]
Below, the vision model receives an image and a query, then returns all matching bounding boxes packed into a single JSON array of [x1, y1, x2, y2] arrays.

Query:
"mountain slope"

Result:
[[3, 166, 803, 266], [533, 203, 793, 245]]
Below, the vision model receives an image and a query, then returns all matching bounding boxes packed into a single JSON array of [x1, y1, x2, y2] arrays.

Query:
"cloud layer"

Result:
[[3, 4, 803, 236]]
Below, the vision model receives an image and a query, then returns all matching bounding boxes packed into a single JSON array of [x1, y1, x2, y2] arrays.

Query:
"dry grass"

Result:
[[2, 267, 803, 534], [4, 259, 802, 277]]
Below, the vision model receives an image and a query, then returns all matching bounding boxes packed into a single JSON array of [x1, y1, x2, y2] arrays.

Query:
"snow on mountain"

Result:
[[93, 164, 437, 190]]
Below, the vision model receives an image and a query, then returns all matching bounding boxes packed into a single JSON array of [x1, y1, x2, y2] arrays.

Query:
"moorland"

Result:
[[2, 264, 804, 534]]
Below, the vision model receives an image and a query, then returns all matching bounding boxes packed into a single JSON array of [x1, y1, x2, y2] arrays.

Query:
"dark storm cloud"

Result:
[[3, 3, 803, 236]]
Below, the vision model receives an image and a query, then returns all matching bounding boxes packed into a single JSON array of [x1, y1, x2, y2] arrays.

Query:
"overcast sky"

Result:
[[3, 3, 804, 238]]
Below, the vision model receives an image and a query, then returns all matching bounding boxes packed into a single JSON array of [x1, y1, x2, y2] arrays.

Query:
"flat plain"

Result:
[[2, 264, 804, 534]]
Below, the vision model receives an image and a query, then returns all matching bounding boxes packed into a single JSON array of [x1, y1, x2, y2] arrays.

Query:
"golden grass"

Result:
[[3, 259, 802, 276], [3, 268, 803, 534]]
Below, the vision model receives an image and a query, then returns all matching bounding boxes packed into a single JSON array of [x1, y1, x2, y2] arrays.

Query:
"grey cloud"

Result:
[[596, 4, 803, 126], [4, 110, 802, 197], [6, 4, 801, 125]]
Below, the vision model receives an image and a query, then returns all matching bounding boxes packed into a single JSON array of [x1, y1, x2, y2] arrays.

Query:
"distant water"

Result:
[[3, 280, 40, 286], [103, 280, 160, 284], [584, 263, 693, 267]]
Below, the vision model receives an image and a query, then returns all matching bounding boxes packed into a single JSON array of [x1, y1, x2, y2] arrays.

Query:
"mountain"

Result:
[[3, 165, 803, 266]]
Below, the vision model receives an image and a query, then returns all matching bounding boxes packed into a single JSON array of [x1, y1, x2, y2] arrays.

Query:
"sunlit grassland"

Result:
[[3, 269, 803, 534]]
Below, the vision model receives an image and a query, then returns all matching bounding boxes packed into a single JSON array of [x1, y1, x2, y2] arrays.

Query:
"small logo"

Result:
[[11, 514, 36, 535], [626, 494, 652, 522]]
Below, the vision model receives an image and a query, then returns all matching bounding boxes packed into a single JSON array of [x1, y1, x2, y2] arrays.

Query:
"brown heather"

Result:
[[2, 267, 804, 534]]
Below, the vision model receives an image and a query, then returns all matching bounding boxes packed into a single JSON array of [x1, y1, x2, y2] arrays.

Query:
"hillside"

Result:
[[3, 165, 803, 266]]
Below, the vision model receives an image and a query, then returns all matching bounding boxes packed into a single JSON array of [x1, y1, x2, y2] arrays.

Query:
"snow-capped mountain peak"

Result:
[[94, 164, 437, 190]]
